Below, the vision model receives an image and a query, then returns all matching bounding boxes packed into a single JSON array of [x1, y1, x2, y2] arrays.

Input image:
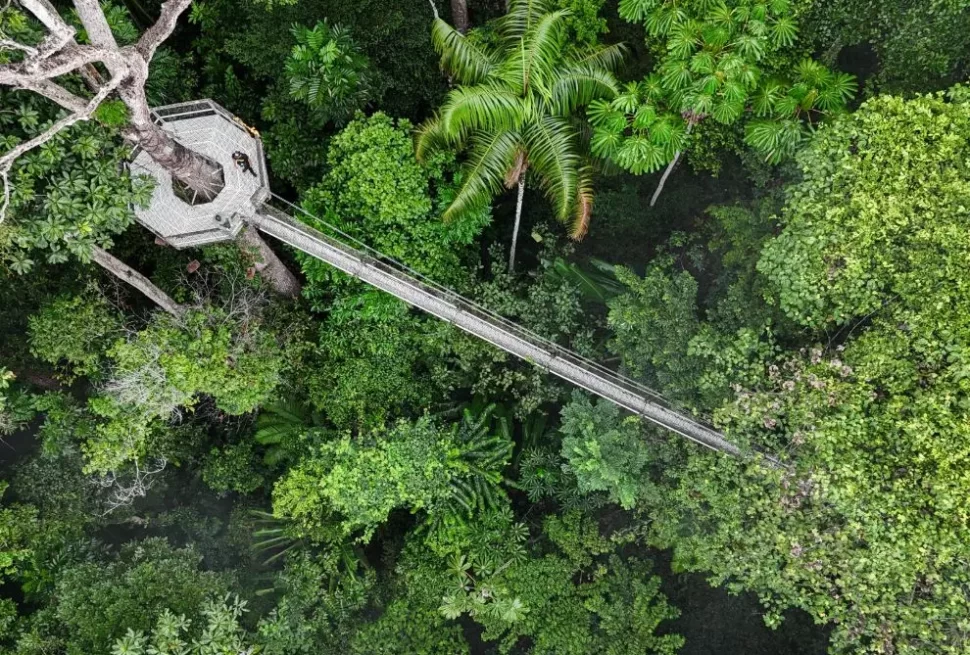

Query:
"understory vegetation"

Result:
[[0, 0, 969, 653]]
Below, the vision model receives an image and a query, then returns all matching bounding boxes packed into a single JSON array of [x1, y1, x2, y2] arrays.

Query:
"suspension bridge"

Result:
[[131, 99, 779, 466]]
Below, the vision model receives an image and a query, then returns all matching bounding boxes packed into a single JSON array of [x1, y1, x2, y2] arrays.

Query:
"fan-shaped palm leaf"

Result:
[[616, 134, 667, 174], [770, 16, 798, 47], [618, 0, 655, 23], [590, 125, 624, 158]]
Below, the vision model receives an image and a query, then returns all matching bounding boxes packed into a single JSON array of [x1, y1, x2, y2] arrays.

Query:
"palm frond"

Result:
[[548, 64, 619, 116], [254, 398, 322, 467], [504, 10, 567, 95], [524, 115, 580, 221], [570, 169, 594, 240], [499, 0, 554, 42], [254, 399, 310, 445], [570, 43, 628, 72], [440, 85, 526, 140], [414, 113, 457, 162], [432, 18, 497, 84], [445, 129, 521, 220]]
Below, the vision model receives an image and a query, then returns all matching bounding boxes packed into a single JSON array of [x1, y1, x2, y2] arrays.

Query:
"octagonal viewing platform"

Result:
[[129, 99, 269, 249]]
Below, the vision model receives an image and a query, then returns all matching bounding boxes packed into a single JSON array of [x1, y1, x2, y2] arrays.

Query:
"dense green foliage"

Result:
[[1, 0, 967, 654], [286, 21, 373, 125], [594, 0, 854, 174]]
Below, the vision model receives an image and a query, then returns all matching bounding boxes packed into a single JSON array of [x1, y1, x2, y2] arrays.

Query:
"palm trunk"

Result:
[[649, 150, 683, 207], [649, 120, 695, 207], [241, 222, 302, 298], [451, 0, 470, 32], [508, 176, 526, 274], [91, 246, 185, 317]]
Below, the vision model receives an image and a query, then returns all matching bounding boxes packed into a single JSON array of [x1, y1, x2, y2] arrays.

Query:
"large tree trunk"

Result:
[[451, 0, 470, 32], [117, 66, 298, 297], [91, 246, 185, 317], [508, 176, 526, 274], [119, 79, 225, 202], [124, 122, 225, 202], [240, 222, 302, 299]]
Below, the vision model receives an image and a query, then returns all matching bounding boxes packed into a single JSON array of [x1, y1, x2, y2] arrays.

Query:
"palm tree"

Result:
[[416, 0, 624, 272]]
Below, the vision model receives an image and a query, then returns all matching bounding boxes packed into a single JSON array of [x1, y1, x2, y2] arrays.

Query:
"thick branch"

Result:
[[5, 3, 104, 91], [17, 0, 71, 35], [17, 0, 77, 64], [649, 119, 695, 207], [0, 43, 125, 85], [241, 220, 302, 298], [135, 0, 191, 62], [73, 0, 119, 50], [450, 0, 469, 32], [20, 77, 86, 112], [649, 150, 682, 207], [91, 246, 185, 317]]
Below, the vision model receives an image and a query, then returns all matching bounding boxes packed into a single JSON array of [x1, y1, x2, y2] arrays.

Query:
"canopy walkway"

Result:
[[254, 196, 769, 462], [130, 100, 776, 465]]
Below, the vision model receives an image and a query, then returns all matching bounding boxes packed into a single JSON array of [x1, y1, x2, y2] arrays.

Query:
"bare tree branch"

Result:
[[0, 73, 119, 223], [135, 0, 192, 62], [91, 246, 186, 317], [18, 0, 76, 60], [0, 43, 126, 85], [19, 77, 86, 111], [5, 3, 104, 91], [0, 38, 37, 56], [96, 457, 167, 515], [17, 0, 70, 34], [72, 0, 119, 50]]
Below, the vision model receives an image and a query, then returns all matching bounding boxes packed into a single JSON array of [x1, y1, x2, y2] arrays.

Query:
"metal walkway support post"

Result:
[[252, 204, 776, 464]]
